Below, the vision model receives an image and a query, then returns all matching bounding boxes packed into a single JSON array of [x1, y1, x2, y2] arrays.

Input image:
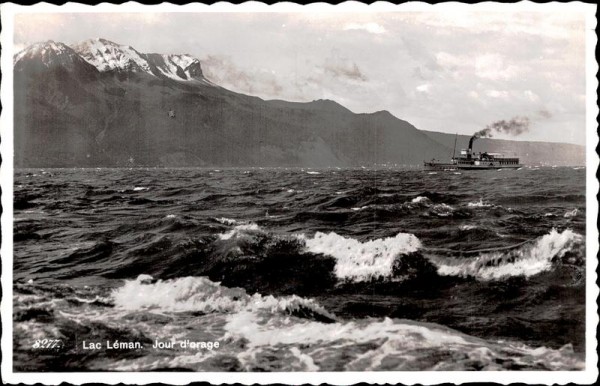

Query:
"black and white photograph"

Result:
[[0, 2, 597, 384]]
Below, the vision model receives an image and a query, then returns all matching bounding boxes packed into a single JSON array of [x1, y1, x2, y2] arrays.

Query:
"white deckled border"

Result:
[[1, 2, 598, 385]]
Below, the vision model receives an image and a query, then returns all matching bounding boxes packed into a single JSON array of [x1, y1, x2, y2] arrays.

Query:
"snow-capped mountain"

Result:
[[71, 38, 208, 82], [14, 40, 98, 76], [13, 38, 584, 168], [71, 38, 151, 73], [14, 38, 209, 83]]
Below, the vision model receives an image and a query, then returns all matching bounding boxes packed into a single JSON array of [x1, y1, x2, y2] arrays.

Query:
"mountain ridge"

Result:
[[13, 39, 584, 167]]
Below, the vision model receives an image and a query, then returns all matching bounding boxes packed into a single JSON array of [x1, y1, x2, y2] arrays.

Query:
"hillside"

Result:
[[13, 39, 452, 168], [13, 38, 584, 168]]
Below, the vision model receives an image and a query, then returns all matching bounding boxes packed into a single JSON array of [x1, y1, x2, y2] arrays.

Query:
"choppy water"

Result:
[[13, 167, 586, 371]]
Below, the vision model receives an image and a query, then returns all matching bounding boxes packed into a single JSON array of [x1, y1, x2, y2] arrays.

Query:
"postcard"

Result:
[[1, 2, 598, 384]]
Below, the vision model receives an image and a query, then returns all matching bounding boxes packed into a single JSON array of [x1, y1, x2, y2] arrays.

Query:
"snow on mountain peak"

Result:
[[14, 40, 94, 73], [169, 54, 199, 70], [70, 38, 206, 82], [72, 38, 151, 73], [15, 41, 73, 64], [14, 38, 209, 83]]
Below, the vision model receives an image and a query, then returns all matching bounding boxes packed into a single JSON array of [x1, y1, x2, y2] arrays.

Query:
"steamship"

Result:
[[424, 135, 522, 171]]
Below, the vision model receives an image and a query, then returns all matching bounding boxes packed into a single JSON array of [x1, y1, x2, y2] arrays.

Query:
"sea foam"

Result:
[[223, 312, 583, 371], [112, 275, 334, 320], [434, 229, 583, 280], [411, 196, 430, 204], [215, 217, 238, 225], [301, 231, 421, 282], [467, 198, 492, 208], [564, 208, 578, 218], [218, 223, 261, 240]]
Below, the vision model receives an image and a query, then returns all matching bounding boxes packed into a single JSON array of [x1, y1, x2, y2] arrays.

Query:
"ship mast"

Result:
[[452, 133, 458, 160]]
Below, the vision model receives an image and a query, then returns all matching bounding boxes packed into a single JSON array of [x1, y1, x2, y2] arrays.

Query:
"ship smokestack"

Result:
[[468, 136, 477, 159], [468, 136, 476, 151]]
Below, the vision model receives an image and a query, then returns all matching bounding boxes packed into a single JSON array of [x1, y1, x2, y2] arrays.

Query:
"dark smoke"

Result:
[[474, 116, 530, 138]]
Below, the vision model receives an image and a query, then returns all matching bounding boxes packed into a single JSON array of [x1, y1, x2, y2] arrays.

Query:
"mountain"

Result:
[[71, 38, 208, 83], [12, 39, 583, 168], [14, 40, 99, 78], [13, 38, 453, 167], [422, 131, 585, 166]]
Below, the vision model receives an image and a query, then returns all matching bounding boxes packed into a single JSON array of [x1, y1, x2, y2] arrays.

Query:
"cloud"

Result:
[[316, 50, 369, 82], [435, 52, 523, 81], [475, 54, 522, 81], [201, 55, 283, 98], [343, 22, 386, 34], [10, 11, 587, 145], [322, 61, 368, 82], [401, 12, 584, 40]]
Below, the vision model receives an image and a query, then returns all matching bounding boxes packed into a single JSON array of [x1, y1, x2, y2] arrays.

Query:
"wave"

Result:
[[300, 231, 421, 282], [223, 313, 583, 371], [496, 193, 585, 205], [58, 274, 582, 371], [432, 229, 584, 281], [467, 198, 492, 208], [218, 223, 261, 240], [110, 275, 583, 371], [564, 208, 578, 218], [430, 203, 454, 217], [207, 222, 582, 285], [411, 196, 430, 204], [215, 217, 238, 225], [112, 274, 335, 323], [414, 191, 464, 204]]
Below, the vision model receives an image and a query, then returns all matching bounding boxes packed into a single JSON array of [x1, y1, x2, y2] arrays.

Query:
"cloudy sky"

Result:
[[14, 10, 588, 144]]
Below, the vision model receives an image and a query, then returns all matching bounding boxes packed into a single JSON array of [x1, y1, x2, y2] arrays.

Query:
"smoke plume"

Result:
[[474, 116, 530, 138]]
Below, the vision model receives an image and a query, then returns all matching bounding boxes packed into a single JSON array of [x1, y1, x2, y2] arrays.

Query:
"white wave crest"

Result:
[[564, 208, 578, 218], [224, 314, 583, 371], [430, 203, 454, 217], [301, 232, 421, 282], [411, 196, 430, 204], [218, 223, 261, 240], [215, 217, 238, 225], [434, 229, 583, 280], [467, 198, 492, 208], [112, 275, 247, 313], [112, 275, 334, 319]]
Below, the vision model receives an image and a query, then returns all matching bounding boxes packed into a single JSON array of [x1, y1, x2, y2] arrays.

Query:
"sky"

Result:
[[13, 10, 588, 145]]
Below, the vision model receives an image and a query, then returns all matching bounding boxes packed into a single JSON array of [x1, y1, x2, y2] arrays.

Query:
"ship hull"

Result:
[[424, 162, 522, 171]]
